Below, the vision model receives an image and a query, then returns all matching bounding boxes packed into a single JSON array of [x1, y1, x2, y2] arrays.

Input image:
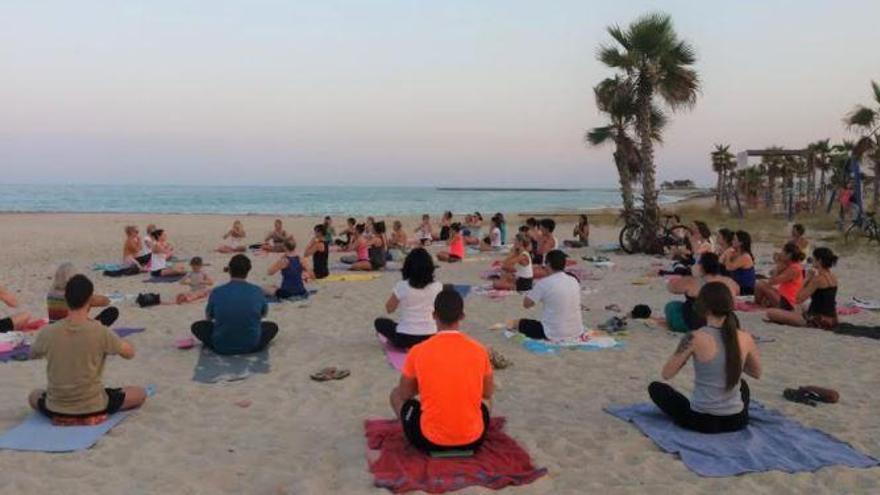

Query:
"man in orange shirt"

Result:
[[390, 287, 494, 452]]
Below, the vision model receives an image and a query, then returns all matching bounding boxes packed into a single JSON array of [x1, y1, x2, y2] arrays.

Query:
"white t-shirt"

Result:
[[393, 280, 443, 336], [490, 227, 502, 247], [527, 271, 583, 340]]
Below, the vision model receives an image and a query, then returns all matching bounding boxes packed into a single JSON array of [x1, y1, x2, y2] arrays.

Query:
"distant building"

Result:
[[661, 180, 696, 190]]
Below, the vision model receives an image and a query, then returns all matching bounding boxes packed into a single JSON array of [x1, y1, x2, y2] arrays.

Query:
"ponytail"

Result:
[[722, 312, 743, 390]]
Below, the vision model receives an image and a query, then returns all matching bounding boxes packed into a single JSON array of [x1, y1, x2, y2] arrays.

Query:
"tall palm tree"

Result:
[[809, 139, 832, 205], [844, 80, 880, 210], [761, 147, 784, 209], [598, 12, 700, 236], [711, 144, 733, 205], [586, 76, 666, 217]]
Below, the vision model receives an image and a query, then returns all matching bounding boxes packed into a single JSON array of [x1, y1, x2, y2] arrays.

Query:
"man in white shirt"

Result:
[[510, 250, 583, 341]]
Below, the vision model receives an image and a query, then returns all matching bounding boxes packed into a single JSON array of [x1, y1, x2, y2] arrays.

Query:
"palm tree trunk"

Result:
[[819, 169, 826, 205], [716, 171, 723, 204], [614, 150, 635, 216], [636, 78, 658, 248]]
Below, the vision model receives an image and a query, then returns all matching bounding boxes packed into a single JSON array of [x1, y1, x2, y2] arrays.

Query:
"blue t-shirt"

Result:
[[205, 280, 268, 354]]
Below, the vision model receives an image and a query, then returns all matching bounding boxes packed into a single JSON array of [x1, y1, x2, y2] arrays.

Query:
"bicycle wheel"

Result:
[[619, 224, 643, 254], [844, 222, 862, 243]]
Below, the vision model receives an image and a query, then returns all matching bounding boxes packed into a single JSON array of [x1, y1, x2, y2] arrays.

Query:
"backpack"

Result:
[[136, 293, 161, 308]]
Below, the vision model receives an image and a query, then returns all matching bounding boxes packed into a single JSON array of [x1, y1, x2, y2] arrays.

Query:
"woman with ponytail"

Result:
[[648, 282, 762, 433], [766, 247, 839, 330]]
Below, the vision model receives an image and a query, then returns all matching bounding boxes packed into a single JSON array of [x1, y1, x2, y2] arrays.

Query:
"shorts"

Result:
[[515, 277, 533, 292], [0, 317, 13, 333], [448, 254, 462, 263], [37, 388, 126, 418], [517, 319, 547, 340], [275, 288, 308, 300], [779, 297, 794, 311], [150, 269, 164, 277], [401, 399, 490, 452]]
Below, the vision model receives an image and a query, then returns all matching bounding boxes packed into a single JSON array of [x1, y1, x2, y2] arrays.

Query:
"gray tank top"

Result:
[[691, 326, 744, 416]]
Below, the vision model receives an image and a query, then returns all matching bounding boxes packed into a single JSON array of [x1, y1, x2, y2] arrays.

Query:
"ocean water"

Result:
[[0, 184, 676, 216]]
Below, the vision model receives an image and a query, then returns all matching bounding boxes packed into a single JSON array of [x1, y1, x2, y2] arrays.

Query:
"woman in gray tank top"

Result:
[[648, 282, 762, 433]]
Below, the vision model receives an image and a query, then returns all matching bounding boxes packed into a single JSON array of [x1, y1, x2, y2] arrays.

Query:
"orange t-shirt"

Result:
[[778, 262, 804, 306], [402, 331, 492, 446], [449, 234, 465, 259]]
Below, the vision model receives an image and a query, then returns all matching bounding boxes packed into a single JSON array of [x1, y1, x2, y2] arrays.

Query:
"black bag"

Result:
[[136, 293, 161, 307]]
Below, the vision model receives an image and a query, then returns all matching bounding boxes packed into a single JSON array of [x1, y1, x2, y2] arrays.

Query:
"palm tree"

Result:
[[809, 139, 832, 205], [598, 12, 700, 237], [761, 147, 784, 209], [586, 76, 666, 217], [844, 80, 880, 210], [711, 144, 733, 204]]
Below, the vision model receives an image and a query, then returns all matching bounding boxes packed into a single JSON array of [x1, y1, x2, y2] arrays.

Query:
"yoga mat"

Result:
[[1, 327, 145, 363], [606, 401, 879, 477], [377, 334, 407, 371], [365, 417, 547, 493], [320, 273, 382, 282], [143, 275, 185, 283], [736, 300, 862, 316], [0, 385, 156, 453], [504, 330, 622, 355], [192, 347, 270, 383], [266, 289, 318, 303], [92, 262, 125, 272]]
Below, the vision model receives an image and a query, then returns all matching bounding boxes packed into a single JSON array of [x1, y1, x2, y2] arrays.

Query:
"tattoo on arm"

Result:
[[675, 334, 694, 355]]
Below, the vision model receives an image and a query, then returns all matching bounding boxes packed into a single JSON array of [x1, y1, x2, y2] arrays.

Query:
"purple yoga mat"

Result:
[[0, 327, 145, 362], [377, 334, 407, 371]]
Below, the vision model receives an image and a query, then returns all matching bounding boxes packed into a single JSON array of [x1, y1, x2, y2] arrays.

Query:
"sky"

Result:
[[1, 0, 878, 188]]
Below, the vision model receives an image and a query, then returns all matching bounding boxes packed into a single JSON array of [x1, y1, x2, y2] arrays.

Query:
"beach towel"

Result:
[[471, 286, 517, 299], [92, 262, 125, 272], [735, 300, 862, 316], [143, 274, 185, 283], [320, 273, 382, 282], [451, 284, 471, 299], [851, 297, 880, 310], [0, 385, 156, 453], [833, 323, 880, 339], [0, 327, 146, 363], [377, 334, 407, 371], [365, 417, 547, 493], [504, 330, 622, 355], [330, 262, 401, 273], [606, 401, 878, 477], [596, 242, 620, 252], [192, 347, 270, 383]]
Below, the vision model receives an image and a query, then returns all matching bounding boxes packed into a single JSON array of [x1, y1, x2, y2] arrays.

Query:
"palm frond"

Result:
[[872, 80, 880, 106], [585, 126, 616, 147], [844, 105, 877, 130]]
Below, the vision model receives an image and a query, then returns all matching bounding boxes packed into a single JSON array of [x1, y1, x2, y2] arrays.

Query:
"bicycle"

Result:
[[618, 210, 690, 254], [844, 212, 880, 243]]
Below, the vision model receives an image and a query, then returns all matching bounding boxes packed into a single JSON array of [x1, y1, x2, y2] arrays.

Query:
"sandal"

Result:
[[310, 367, 351, 382], [799, 385, 839, 404], [489, 348, 512, 370], [783, 388, 818, 407]]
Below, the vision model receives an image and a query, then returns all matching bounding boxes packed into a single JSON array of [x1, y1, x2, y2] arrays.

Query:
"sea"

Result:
[[0, 184, 679, 216]]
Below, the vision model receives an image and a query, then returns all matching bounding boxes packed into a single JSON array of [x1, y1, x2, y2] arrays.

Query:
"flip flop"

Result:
[[310, 367, 351, 382], [783, 388, 818, 407], [799, 385, 839, 404]]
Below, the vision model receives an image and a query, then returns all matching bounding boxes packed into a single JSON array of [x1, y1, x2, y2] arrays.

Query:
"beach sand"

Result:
[[0, 211, 878, 494]]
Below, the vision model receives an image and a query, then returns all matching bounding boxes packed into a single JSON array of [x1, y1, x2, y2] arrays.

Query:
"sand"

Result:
[[0, 211, 878, 494]]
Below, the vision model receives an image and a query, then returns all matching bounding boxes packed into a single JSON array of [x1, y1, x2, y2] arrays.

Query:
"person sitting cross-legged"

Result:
[[191, 254, 278, 354], [28, 274, 146, 420], [509, 250, 583, 341], [389, 287, 494, 452]]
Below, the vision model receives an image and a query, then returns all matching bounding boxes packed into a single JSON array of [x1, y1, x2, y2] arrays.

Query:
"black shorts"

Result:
[[150, 269, 164, 277], [448, 254, 461, 263], [37, 388, 126, 418], [517, 319, 547, 340], [135, 253, 151, 265], [779, 297, 794, 311], [0, 317, 13, 333], [275, 288, 308, 300], [401, 399, 490, 452], [515, 277, 533, 292]]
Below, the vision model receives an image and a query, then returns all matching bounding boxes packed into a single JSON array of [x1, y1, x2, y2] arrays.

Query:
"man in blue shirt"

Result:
[[191, 255, 278, 354]]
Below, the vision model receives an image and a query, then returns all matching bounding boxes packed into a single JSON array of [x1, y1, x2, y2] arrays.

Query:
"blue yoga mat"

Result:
[[0, 385, 156, 453], [192, 347, 270, 384], [606, 401, 879, 477], [1, 327, 145, 363], [266, 289, 318, 304]]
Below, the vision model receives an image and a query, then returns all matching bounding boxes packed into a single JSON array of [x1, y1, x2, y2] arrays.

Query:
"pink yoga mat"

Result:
[[377, 334, 407, 371]]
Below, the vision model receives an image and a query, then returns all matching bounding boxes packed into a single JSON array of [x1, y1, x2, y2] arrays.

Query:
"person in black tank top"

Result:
[[765, 247, 839, 330], [352, 221, 388, 271], [306, 224, 330, 280]]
